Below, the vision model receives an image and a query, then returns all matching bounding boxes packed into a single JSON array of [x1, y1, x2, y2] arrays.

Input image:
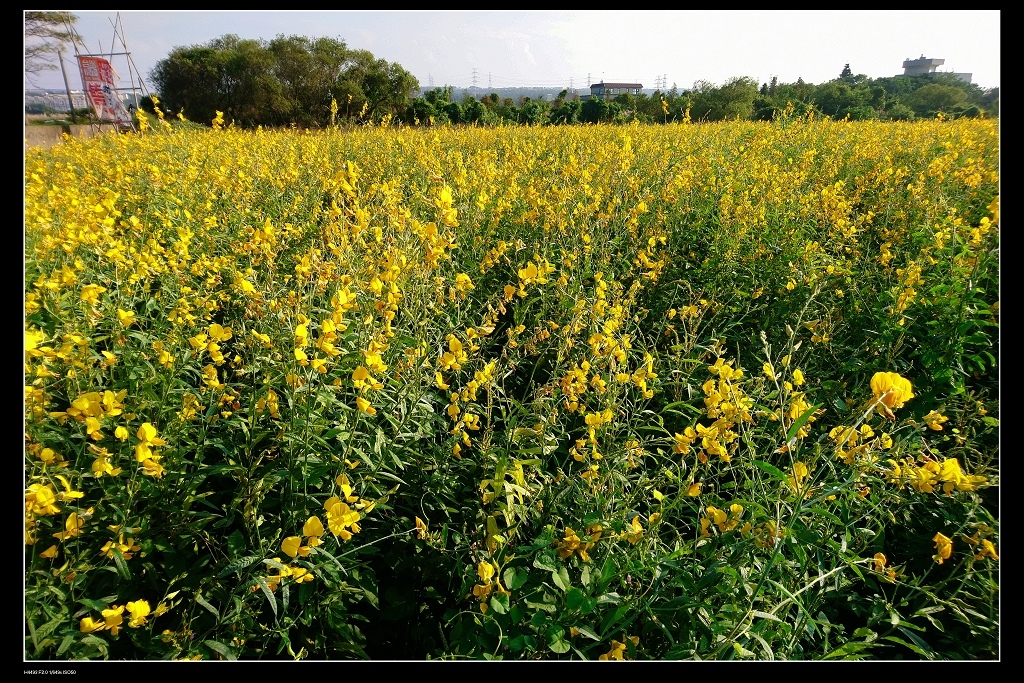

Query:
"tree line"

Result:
[[147, 37, 997, 128], [408, 70, 997, 127]]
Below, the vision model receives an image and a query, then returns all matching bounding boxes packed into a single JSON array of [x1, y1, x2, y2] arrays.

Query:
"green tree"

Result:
[[24, 11, 78, 81], [550, 98, 582, 125], [462, 98, 494, 125], [518, 99, 550, 125], [150, 44, 224, 124], [443, 100, 463, 124], [885, 102, 915, 121], [909, 83, 969, 117], [268, 35, 351, 127], [151, 34, 417, 128], [424, 86, 453, 106], [813, 80, 873, 119], [839, 63, 853, 81], [580, 96, 610, 123], [689, 77, 758, 121], [214, 35, 286, 127], [346, 50, 418, 120]]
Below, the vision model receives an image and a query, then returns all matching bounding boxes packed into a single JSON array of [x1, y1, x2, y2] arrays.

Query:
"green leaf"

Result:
[[508, 634, 537, 653], [823, 641, 877, 659], [56, 634, 75, 657], [111, 547, 131, 581], [533, 551, 559, 572], [254, 576, 277, 620], [752, 459, 787, 482], [79, 597, 109, 613], [786, 403, 821, 443], [489, 593, 510, 615], [195, 592, 219, 618], [551, 566, 571, 592], [204, 639, 237, 660], [547, 625, 570, 654], [573, 624, 601, 641], [733, 642, 756, 658], [218, 555, 261, 578], [504, 566, 529, 591], [882, 634, 934, 659], [566, 587, 585, 611], [896, 626, 934, 656], [750, 610, 783, 623], [80, 634, 109, 655], [598, 556, 617, 586]]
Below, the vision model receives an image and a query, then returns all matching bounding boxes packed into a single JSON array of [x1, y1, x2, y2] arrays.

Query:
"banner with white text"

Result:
[[77, 56, 132, 126]]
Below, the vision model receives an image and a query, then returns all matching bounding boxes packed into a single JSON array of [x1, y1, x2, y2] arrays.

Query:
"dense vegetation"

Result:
[[142, 33, 997, 130], [149, 34, 418, 129], [407, 71, 996, 127], [25, 111, 998, 660]]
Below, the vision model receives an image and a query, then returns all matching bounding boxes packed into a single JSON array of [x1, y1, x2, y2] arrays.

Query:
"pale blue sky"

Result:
[[26, 10, 1001, 93]]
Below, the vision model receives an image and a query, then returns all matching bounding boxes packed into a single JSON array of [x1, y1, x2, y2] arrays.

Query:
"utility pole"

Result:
[[58, 49, 76, 123]]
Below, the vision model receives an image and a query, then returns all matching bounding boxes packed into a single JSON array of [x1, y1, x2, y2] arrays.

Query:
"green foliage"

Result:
[[150, 34, 418, 128]]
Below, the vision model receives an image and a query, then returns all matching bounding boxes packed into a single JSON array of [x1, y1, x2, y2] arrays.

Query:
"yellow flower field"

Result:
[[25, 114, 998, 660]]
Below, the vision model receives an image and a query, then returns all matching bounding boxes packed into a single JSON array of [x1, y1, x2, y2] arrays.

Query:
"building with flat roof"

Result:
[[590, 82, 643, 100], [900, 55, 972, 83]]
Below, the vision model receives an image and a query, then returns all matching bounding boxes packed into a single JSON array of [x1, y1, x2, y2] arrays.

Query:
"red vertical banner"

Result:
[[77, 56, 132, 125]]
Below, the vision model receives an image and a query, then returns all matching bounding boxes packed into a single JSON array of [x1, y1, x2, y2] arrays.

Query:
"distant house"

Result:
[[590, 82, 643, 100], [900, 55, 972, 84]]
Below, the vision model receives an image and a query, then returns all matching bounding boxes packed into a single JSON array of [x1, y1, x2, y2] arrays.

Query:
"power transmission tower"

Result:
[[471, 68, 478, 88]]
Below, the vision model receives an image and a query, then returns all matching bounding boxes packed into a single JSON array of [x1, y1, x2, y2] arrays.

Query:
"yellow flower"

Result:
[[476, 561, 495, 583], [80, 616, 105, 633], [932, 532, 953, 564], [623, 516, 643, 544], [356, 396, 376, 415], [102, 604, 125, 636], [53, 510, 89, 541], [117, 309, 137, 327], [870, 372, 914, 417], [303, 516, 325, 538], [281, 536, 303, 558], [27, 483, 61, 517], [126, 600, 151, 628], [922, 410, 949, 431], [599, 640, 627, 661], [140, 458, 165, 478], [974, 539, 998, 561]]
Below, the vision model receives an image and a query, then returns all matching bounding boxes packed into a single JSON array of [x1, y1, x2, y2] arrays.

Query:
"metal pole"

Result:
[[58, 49, 76, 124]]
